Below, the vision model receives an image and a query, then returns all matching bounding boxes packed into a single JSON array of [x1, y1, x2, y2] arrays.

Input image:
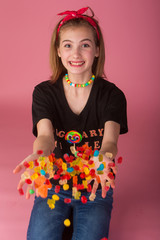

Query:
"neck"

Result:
[[67, 72, 93, 84]]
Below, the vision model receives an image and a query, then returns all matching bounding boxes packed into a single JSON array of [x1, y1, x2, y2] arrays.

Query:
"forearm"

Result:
[[33, 135, 55, 156], [100, 142, 118, 160]]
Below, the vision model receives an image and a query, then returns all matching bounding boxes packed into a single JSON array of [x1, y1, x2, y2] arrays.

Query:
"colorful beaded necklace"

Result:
[[65, 74, 95, 87]]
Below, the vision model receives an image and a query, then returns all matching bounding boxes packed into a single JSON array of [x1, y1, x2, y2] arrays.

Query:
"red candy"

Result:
[[81, 196, 87, 204], [80, 173, 85, 179], [87, 184, 92, 192], [90, 169, 95, 177], [55, 185, 60, 193], [34, 159, 39, 166], [37, 150, 43, 155], [105, 186, 110, 191], [53, 174, 60, 180], [108, 162, 115, 167], [25, 179, 32, 184], [18, 188, 24, 195], [108, 172, 114, 180], [117, 156, 123, 164], [23, 161, 30, 168], [88, 160, 94, 165], [64, 198, 71, 203], [101, 238, 108, 240]]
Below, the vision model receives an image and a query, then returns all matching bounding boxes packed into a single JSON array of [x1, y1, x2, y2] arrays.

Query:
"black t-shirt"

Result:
[[32, 77, 128, 159]]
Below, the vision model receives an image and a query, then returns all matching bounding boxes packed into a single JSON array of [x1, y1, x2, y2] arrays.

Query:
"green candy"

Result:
[[29, 189, 35, 195]]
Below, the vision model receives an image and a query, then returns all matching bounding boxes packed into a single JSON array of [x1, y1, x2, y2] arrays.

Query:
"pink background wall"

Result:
[[0, 0, 160, 239]]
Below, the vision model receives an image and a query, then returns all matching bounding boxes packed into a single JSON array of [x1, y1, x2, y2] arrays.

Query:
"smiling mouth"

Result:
[[69, 61, 85, 66]]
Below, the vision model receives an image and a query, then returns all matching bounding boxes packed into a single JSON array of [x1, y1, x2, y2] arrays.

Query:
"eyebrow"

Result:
[[62, 38, 93, 43]]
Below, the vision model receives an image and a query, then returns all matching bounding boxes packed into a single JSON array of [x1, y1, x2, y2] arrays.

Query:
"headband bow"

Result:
[[57, 7, 99, 40]]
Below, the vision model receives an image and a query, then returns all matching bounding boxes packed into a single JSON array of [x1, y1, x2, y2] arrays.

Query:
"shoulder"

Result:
[[95, 77, 126, 99], [33, 79, 60, 95]]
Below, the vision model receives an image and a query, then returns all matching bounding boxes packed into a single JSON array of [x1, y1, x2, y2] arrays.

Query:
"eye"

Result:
[[82, 43, 90, 48], [64, 44, 71, 48]]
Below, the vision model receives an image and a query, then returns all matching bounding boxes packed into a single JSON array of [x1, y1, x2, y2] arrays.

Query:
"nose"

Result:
[[72, 46, 81, 58]]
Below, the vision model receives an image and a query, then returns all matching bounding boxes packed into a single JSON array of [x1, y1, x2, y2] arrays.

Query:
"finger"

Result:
[[17, 179, 25, 191], [13, 164, 24, 174], [91, 181, 99, 195], [26, 184, 34, 200], [101, 180, 107, 198]]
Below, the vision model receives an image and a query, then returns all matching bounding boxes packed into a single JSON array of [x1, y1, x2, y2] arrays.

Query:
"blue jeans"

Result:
[[27, 187, 113, 240]]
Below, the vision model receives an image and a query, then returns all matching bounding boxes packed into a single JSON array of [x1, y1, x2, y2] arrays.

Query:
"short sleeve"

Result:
[[32, 83, 54, 136], [103, 87, 128, 134]]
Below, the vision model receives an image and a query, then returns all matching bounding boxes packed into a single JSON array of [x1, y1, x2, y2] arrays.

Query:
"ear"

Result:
[[95, 46, 99, 57]]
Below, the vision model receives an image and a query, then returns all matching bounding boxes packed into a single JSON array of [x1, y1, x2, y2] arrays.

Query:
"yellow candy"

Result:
[[62, 162, 67, 171], [64, 219, 71, 227], [30, 172, 38, 180], [85, 175, 92, 181], [52, 194, 60, 201], [47, 199, 55, 209], [40, 160, 45, 167], [63, 184, 69, 190], [102, 162, 106, 168], [99, 154, 103, 162], [84, 167, 90, 175], [29, 161, 34, 169], [82, 180, 88, 188], [34, 166, 41, 173], [74, 191, 81, 200]]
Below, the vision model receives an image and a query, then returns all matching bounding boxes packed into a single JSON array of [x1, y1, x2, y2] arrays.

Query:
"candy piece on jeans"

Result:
[[37, 150, 43, 155], [89, 193, 96, 201], [25, 179, 32, 184], [64, 219, 71, 227], [64, 198, 71, 204], [59, 179, 67, 185], [29, 189, 35, 194], [100, 238, 108, 240], [74, 191, 81, 200], [80, 173, 85, 179], [81, 195, 87, 204], [47, 199, 55, 209], [53, 174, 60, 180], [45, 179, 52, 189], [62, 162, 67, 171], [63, 183, 69, 190], [82, 180, 87, 188], [37, 184, 48, 198], [55, 185, 60, 193], [72, 175, 78, 185], [23, 161, 30, 168], [117, 156, 123, 164], [40, 169, 46, 175], [52, 194, 60, 201], [18, 188, 24, 195]]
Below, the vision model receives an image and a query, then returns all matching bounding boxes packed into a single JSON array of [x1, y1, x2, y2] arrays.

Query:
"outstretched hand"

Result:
[[13, 151, 42, 199], [88, 152, 117, 198]]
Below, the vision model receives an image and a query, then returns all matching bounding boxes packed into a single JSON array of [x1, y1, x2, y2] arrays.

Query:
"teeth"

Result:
[[70, 62, 84, 66]]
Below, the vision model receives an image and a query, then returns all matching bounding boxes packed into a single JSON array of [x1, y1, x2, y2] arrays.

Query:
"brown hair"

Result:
[[50, 10, 106, 83]]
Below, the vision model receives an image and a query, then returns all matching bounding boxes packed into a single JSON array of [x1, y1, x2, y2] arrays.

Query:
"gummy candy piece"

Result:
[[34, 175, 46, 187], [37, 150, 43, 155], [90, 169, 95, 177], [100, 238, 108, 240], [117, 156, 123, 164], [82, 180, 87, 188], [64, 198, 71, 204], [37, 184, 48, 198], [80, 173, 85, 179], [84, 167, 90, 175], [52, 194, 60, 201], [40, 169, 46, 175], [55, 185, 60, 193], [34, 159, 39, 166], [29, 161, 34, 169], [81, 196, 87, 204], [67, 167, 74, 173], [108, 172, 114, 180], [18, 188, 24, 195], [97, 170, 104, 175], [97, 163, 104, 171], [63, 184, 69, 190], [87, 184, 92, 192], [64, 219, 71, 227], [23, 161, 30, 168], [25, 179, 32, 184], [47, 199, 55, 209], [105, 186, 110, 192], [59, 179, 67, 185], [108, 162, 115, 167], [29, 189, 35, 194], [53, 174, 60, 180], [93, 150, 99, 157], [98, 154, 103, 162], [88, 160, 94, 165], [89, 193, 96, 201]]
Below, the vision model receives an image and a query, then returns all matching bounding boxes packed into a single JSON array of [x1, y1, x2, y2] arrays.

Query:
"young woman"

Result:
[[13, 7, 128, 240]]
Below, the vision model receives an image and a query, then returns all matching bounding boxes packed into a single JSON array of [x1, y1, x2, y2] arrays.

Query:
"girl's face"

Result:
[[57, 26, 99, 77]]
